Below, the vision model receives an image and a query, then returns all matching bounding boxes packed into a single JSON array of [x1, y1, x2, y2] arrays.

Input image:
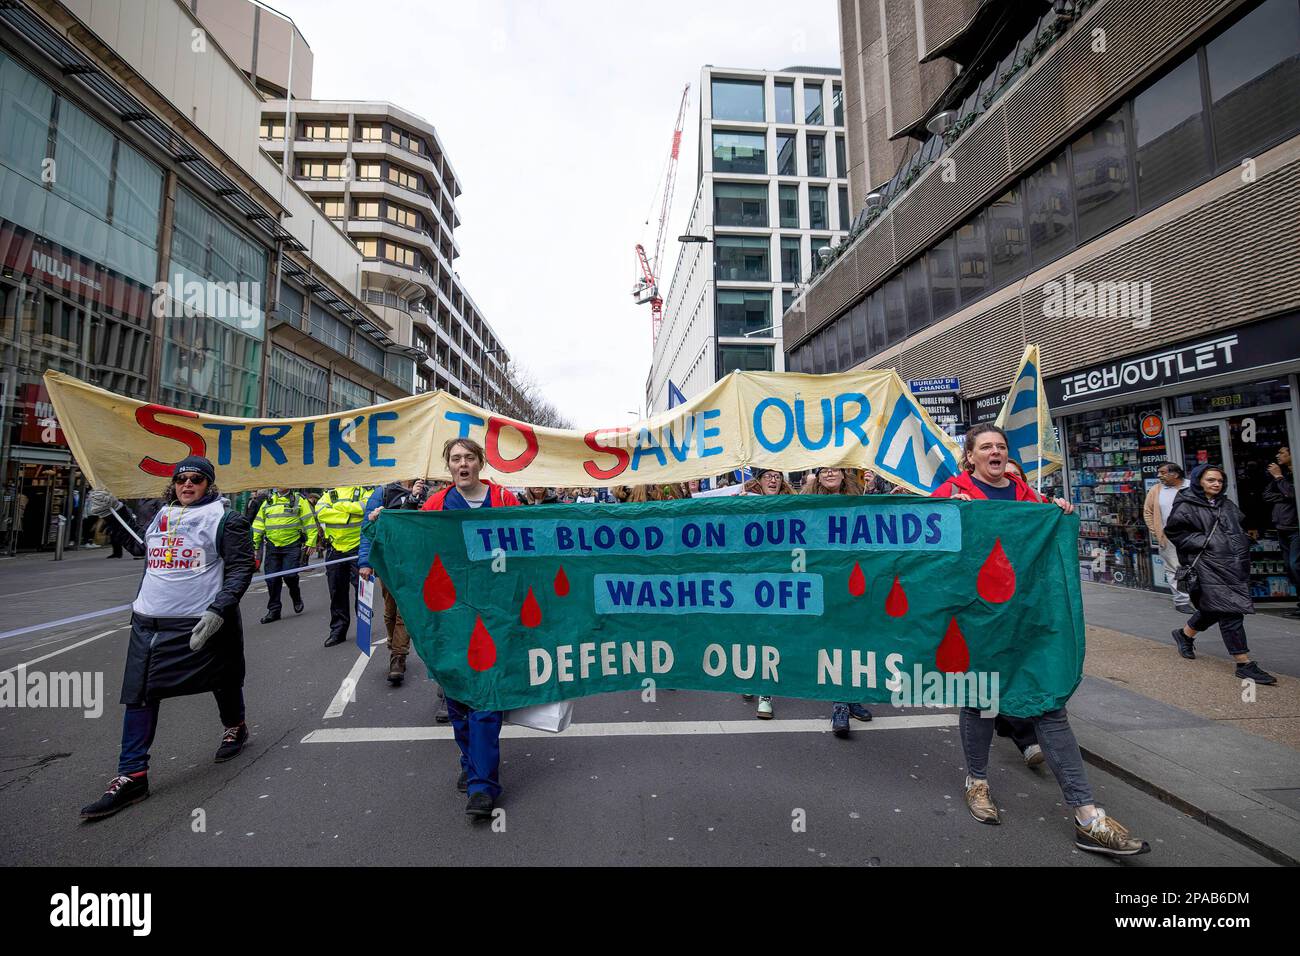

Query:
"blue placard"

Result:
[[356, 575, 375, 656]]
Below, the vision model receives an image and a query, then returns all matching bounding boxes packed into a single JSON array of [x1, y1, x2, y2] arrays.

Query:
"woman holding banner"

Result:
[[80, 456, 255, 821], [930, 424, 1149, 856], [421, 437, 520, 821]]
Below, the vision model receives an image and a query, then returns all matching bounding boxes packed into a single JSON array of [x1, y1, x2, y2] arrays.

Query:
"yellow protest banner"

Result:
[[44, 367, 963, 498]]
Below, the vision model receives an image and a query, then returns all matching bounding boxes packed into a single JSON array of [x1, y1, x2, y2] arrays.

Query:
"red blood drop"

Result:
[[885, 576, 908, 617], [935, 616, 970, 673], [422, 555, 456, 611], [467, 616, 496, 671], [521, 586, 542, 628], [848, 562, 866, 597], [977, 537, 1016, 603], [554, 566, 570, 597]]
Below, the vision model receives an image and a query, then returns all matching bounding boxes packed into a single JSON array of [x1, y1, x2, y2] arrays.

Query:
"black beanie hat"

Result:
[[173, 455, 216, 483]]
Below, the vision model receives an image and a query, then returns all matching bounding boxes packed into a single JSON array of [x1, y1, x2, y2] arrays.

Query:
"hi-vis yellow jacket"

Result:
[[252, 491, 318, 550], [315, 486, 373, 553]]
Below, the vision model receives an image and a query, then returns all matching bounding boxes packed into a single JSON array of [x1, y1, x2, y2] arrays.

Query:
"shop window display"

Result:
[[1066, 404, 1162, 590]]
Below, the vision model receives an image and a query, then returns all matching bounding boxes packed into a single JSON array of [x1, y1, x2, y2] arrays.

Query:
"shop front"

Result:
[[1045, 313, 1300, 604]]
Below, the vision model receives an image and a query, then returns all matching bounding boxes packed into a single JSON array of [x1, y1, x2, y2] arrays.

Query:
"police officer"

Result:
[[315, 485, 373, 647], [251, 487, 317, 623], [80, 455, 255, 820]]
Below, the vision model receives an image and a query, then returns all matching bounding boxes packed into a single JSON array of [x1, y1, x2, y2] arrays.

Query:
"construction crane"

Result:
[[633, 84, 690, 345]]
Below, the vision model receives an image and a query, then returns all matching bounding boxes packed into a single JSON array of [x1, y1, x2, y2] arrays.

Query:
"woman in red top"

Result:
[[421, 437, 518, 821], [930, 424, 1148, 856]]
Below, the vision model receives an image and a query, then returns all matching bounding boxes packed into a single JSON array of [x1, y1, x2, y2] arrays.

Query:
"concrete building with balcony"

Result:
[[646, 66, 849, 414], [790, 0, 1300, 602], [258, 100, 516, 409]]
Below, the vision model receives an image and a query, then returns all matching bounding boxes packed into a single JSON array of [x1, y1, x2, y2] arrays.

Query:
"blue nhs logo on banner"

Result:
[[875, 393, 959, 493]]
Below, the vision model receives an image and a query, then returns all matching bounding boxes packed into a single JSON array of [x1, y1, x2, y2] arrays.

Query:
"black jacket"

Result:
[[1263, 470, 1297, 532], [114, 495, 256, 703], [1164, 487, 1254, 616]]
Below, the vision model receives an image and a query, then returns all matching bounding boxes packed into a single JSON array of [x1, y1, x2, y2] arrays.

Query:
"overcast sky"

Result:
[[279, 0, 840, 428]]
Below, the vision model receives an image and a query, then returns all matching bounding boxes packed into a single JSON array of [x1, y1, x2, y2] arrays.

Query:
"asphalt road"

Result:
[[0, 549, 1274, 866]]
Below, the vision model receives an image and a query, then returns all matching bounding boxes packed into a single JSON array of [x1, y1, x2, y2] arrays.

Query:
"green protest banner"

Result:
[[366, 495, 1084, 718]]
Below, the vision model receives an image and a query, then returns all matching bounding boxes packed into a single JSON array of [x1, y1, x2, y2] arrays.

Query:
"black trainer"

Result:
[[1236, 661, 1277, 685], [215, 723, 249, 762], [260, 610, 281, 624], [80, 773, 148, 820], [435, 688, 449, 724], [293, 600, 305, 614], [848, 704, 873, 722], [1171, 627, 1196, 660], [831, 703, 850, 738], [323, 634, 346, 647], [465, 792, 494, 820], [457, 770, 468, 793]]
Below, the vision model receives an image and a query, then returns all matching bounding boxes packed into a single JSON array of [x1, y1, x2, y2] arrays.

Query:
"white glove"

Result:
[[87, 488, 121, 517], [189, 611, 223, 651]]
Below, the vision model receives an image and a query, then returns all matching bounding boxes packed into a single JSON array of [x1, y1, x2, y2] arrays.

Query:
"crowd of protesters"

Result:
[[78, 416, 1299, 860]]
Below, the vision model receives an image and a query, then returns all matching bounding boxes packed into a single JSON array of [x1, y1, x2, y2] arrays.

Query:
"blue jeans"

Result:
[[446, 697, 503, 799], [117, 688, 245, 775], [960, 706, 1093, 807]]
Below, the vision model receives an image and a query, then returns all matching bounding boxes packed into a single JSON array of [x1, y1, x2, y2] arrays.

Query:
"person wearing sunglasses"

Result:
[[80, 455, 256, 821]]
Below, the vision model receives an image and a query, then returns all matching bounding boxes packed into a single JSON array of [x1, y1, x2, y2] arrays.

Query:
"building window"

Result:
[[712, 130, 767, 174], [357, 238, 379, 258], [331, 375, 372, 413], [296, 160, 349, 179], [259, 119, 285, 139], [849, 298, 869, 363], [716, 289, 771, 336], [1071, 107, 1133, 242], [835, 134, 846, 177], [778, 184, 799, 227], [883, 274, 906, 345], [1026, 148, 1074, 265], [301, 122, 347, 141], [711, 78, 765, 122], [112, 142, 163, 248], [783, 289, 796, 314], [356, 162, 382, 180], [832, 84, 844, 126], [714, 182, 769, 227], [837, 185, 850, 228], [161, 313, 261, 417], [168, 187, 266, 337], [353, 200, 379, 219], [268, 347, 328, 418], [714, 236, 770, 281], [718, 344, 773, 376], [386, 203, 420, 229], [357, 123, 385, 142], [956, 213, 988, 304], [775, 81, 795, 124], [806, 134, 826, 177], [804, 84, 823, 124], [780, 236, 801, 283], [387, 164, 425, 193], [53, 100, 113, 218], [987, 185, 1027, 284], [927, 235, 957, 319], [867, 292, 886, 349], [904, 258, 931, 334], [1133, 55, 1209, 210], [808, 185, 829, 230], [319, 199, 345, 218], [1205, 0, 1300, 168], [776, 132, 797, 175]]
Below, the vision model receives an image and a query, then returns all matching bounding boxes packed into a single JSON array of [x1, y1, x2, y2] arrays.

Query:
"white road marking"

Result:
[[1, 627, 125, 676], [301, 713, 959, 743], [321, 642, 387, 719], [0, 571, 139, 599]]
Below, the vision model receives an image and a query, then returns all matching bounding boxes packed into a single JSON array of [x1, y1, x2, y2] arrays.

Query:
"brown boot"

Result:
[[387, 653, 406, 686]]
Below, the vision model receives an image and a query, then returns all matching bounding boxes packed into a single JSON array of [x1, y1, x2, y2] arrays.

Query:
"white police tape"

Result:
[[0, 552, 360, 642]]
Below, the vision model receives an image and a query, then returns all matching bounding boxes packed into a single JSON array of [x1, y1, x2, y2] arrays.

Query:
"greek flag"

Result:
[[995, 344, 1062, 485]]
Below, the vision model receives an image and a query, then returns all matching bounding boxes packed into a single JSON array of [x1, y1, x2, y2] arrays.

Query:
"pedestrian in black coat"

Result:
[[1164, 464, 1277, 685]]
